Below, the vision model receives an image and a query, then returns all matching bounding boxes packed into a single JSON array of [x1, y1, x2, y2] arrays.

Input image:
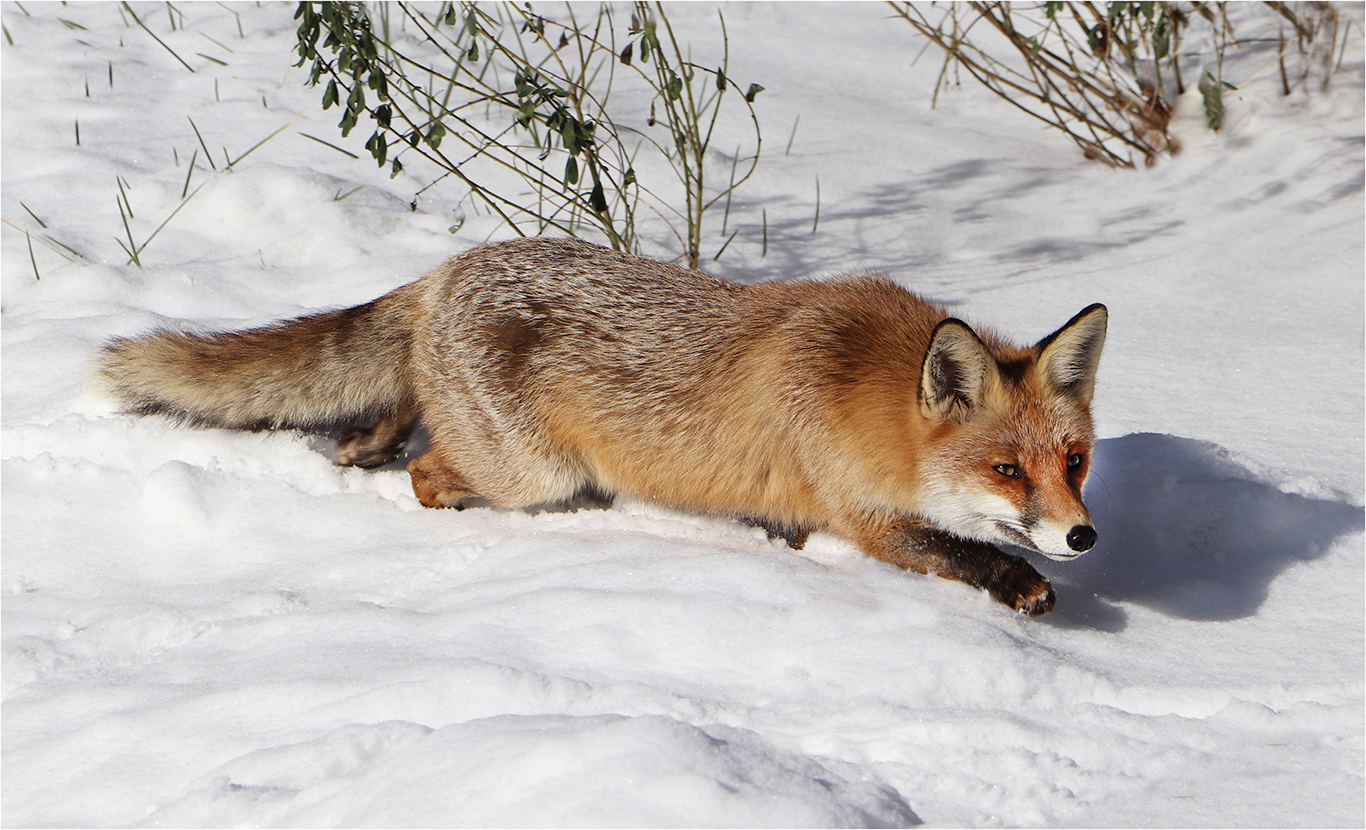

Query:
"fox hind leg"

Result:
[[336, 404, 420, 468], [741, 516, 810, 550], [850, 516, 1055, 615]]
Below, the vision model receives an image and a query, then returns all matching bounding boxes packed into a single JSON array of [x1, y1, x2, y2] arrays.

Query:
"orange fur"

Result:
[[96, 237, 1107, 614]]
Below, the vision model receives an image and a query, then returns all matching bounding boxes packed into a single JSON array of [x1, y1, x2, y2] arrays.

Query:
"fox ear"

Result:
[[920, 318, 993, 422], [1035, 303, 1107, 405]]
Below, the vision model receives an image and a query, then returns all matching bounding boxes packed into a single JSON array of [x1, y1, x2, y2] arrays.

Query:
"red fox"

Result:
[[98, 237, 1107, 615]]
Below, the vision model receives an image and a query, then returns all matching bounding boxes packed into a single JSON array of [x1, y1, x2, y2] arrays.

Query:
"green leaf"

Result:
[[370, 131, 386, 166], [564, 154, 578, 186], [666, 72, 682, 101], [516, 99, 536, 128], [561, 117, 578, 155], [322, 78, 339, 109], [427, 121, 446, 149], [744, 83, 764, 103], [589, 180, 608, 214], [369, 69, 388, 102], [390, 157, 403, 179]]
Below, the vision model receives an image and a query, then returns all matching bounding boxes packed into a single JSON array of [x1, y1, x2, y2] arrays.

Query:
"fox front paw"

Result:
[[987, 556, 1055, 616]]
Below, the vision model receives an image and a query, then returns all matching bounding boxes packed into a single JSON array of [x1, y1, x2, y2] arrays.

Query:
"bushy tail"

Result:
[[96, 284, 419, 434]]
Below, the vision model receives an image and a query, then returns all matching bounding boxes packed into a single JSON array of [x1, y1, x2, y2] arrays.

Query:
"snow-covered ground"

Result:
[[3, 2, 1363, 827]]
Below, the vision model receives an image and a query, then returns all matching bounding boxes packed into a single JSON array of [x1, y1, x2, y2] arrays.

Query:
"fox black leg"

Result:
[[856, 518, 1056, 615]]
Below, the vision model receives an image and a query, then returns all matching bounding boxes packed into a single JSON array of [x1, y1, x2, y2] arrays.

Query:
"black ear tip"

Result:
[[932, 316, 973, 334], [929, 317, 985, 346]]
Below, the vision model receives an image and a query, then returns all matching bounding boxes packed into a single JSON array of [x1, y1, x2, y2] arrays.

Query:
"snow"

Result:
[[3, 2, 1363, 827]]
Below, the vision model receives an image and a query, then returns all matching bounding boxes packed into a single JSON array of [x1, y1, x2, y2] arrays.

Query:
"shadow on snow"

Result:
[[1033, 432, 1363, 632]]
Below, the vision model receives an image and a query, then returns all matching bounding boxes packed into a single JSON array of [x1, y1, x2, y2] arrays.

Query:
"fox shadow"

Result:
[[1031, 432, 1364, 632]]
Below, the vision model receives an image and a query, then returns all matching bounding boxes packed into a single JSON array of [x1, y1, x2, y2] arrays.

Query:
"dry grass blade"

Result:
[[120, 1, 195, 73]]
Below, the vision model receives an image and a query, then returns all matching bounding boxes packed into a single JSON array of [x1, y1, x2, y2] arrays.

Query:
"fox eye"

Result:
[[1067, 453, 1085, 470], [993, 463, 1021, 479]]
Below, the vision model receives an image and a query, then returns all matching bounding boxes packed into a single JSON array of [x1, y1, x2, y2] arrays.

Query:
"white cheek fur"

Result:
[[916, 473, 1022, 546], [914, 471, 1095, 561]]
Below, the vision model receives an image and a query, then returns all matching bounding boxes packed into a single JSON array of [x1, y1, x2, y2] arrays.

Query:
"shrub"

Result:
[[892, 1, 1355, 167], [293, 1, 763, 267]]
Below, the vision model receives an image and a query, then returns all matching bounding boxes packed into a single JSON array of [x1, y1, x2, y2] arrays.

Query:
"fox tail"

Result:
[[95, 286, 418, 436]]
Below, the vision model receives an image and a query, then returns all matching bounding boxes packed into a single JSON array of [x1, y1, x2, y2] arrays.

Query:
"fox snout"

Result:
[[1030, 521, 1098, 561]]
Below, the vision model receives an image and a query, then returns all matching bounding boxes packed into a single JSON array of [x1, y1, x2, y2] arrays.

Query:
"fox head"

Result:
[[915, 304, 1108, 561]]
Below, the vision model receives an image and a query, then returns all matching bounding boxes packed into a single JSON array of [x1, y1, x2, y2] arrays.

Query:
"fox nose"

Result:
[[1066, 525, 1097, 552]]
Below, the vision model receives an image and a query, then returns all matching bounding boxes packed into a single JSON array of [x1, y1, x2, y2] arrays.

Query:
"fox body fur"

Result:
[[98, 236, 1107, 615]]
